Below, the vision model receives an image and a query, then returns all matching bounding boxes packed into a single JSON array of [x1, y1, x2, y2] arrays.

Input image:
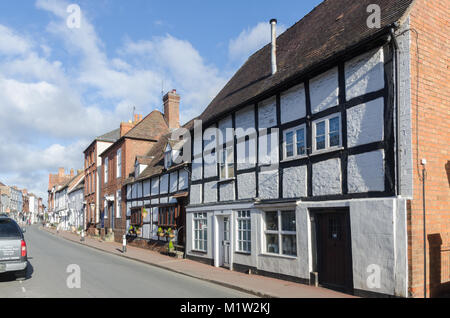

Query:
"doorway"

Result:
[[217, 215, 231, 268], [314, 209, 353, 292]]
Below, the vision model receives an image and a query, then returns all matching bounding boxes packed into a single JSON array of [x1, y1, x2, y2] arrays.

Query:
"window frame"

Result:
[[218, 145, 235, 180], [193, 212, 208, 252], [312, 113, 342, 154], [282, 124, 307, 160], [264, 210, 297, 257], [236, 210, 251, 254], [104, 157, 108, 184], [116, 190, 121, 218], [117, 149, 122, 179]]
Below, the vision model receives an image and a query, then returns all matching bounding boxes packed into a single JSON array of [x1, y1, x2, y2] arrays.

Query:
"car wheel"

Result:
[[15, 268, 27, 280]]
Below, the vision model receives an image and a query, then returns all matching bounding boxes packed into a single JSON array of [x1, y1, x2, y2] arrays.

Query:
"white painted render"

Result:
[[237, 172, 256, 200], [280, 83, 306, 124], [282, 165, 307, 198], [258, 96, 277, 129], [346, 97, 384, 147], [345, 47, 385, 100], [347, 150, 385, 193], [310, 67, 339, 114], [312, 158, 342, 196], [258, 170, 279, 200]]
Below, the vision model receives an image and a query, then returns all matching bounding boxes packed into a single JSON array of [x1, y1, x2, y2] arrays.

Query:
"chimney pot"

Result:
[[270, 18, 277, 75]]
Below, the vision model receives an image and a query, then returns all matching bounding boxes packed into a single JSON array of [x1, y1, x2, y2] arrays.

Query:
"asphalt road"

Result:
[[0, 225, 254, 298]]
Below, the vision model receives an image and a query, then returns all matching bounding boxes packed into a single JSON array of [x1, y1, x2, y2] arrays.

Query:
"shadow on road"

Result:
[[0, 261, 34, 282]]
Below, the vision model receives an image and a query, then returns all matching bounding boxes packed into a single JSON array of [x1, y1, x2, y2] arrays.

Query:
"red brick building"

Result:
[[100, 92, 180, 241], [406, 0, 450, 298], [83, 129, 120, 233]]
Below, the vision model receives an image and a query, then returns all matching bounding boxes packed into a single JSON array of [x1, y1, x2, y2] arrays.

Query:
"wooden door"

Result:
[[316, 211, 353, 291]]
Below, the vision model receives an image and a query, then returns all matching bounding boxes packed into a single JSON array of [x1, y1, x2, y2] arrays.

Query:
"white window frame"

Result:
[[312, 113, 342, 154], [263, 210, 297, 257], [116, 190, 121, 218], [193, 212, 208, 252], [236, 210, 251, 253], [283, 124, 307, 160], [135, 162, 139, 178], [164, 151, 172, 170], [104, 158, 108, 184], [117, 149, 121, 178], [218, 145, 235, 180]]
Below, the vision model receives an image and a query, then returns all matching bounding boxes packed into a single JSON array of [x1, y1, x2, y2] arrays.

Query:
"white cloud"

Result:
[[0, 25, 31, 56], [0, 0, 230, 203], [229, 22, 287, 63]]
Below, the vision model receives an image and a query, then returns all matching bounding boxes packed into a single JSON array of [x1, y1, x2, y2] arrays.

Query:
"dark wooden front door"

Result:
[[316, 210, 353, 292]]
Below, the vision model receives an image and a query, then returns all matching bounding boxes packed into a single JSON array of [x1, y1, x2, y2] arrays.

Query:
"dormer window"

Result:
[[135, 161, 140, 178], [164, 143, 173, 170], [164, 151, 172, 170]]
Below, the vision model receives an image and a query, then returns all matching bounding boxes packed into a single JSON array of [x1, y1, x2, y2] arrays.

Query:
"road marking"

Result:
[[22, 287, 26, 293]]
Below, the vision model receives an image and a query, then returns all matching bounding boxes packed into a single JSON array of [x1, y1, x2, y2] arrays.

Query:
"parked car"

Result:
[[0, 217, 27, 279]]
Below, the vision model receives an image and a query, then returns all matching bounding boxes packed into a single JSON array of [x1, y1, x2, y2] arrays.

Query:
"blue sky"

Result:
[[0, 0, 322, 203]]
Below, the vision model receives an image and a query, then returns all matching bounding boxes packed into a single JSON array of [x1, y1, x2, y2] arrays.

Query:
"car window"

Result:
[[0, 219, 22, 239]]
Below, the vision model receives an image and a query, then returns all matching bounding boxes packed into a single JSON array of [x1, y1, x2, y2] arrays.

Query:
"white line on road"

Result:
[[22, 287, 26, 293]]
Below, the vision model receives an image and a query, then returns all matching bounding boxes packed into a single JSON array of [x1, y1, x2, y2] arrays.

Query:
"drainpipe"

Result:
[[270, 19, 277, 75], [421, 159, 427, 298], [390, 27, 401, 195]]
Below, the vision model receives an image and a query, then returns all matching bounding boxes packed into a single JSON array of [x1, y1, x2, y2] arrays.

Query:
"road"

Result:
[[0, 225, 254, 298]]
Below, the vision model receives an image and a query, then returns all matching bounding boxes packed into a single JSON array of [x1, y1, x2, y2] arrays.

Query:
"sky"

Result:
[[0, 0, 322, 204]]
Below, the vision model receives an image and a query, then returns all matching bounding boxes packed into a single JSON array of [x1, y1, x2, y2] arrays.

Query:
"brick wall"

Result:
[[101, 138, 157, 239], [408, 0, 450, 298]]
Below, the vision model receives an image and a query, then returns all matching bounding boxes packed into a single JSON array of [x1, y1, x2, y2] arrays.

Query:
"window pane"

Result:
[[266, 234, 279, 254], [286, 144, 294, 157], [285, 131, 294, 157], [281, 211, 296, 232], [316, 135, 325, 150], [286, 131, 293, 145], [227, 163, 235, 178], [296, 129, 305, 155], [266, 212, 278, 231], [330, 131, 340, 147], [329, 117, 340, 133], [282, 235, 297, 256], [316, 121, 325, 136]]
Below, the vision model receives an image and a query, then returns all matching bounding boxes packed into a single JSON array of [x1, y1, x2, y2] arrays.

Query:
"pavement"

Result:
[[42, 225, 354, 298]]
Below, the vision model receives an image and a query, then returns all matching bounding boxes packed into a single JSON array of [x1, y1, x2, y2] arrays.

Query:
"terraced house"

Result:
[[99, 93, 177, 242], [122, 90, 191, 249], [183, 0, 449, 298]]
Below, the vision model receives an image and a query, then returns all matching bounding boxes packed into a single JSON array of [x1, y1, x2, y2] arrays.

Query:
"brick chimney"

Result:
[[70, 169, 74, 177], [133, 114, 143, 123], [163, 89, 180, 129], [120, 122, 134, 137], [58, 167, 64, 177]]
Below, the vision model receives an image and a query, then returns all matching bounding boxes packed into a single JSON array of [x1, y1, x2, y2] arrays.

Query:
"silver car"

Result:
[[0, 217, 27, 279]]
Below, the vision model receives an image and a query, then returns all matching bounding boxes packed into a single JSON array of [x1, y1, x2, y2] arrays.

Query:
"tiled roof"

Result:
[[96, 128, 120, 142], [136, 156, 155, 165], [198, 0, 414, 125], [124, 110, 169, 141]]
